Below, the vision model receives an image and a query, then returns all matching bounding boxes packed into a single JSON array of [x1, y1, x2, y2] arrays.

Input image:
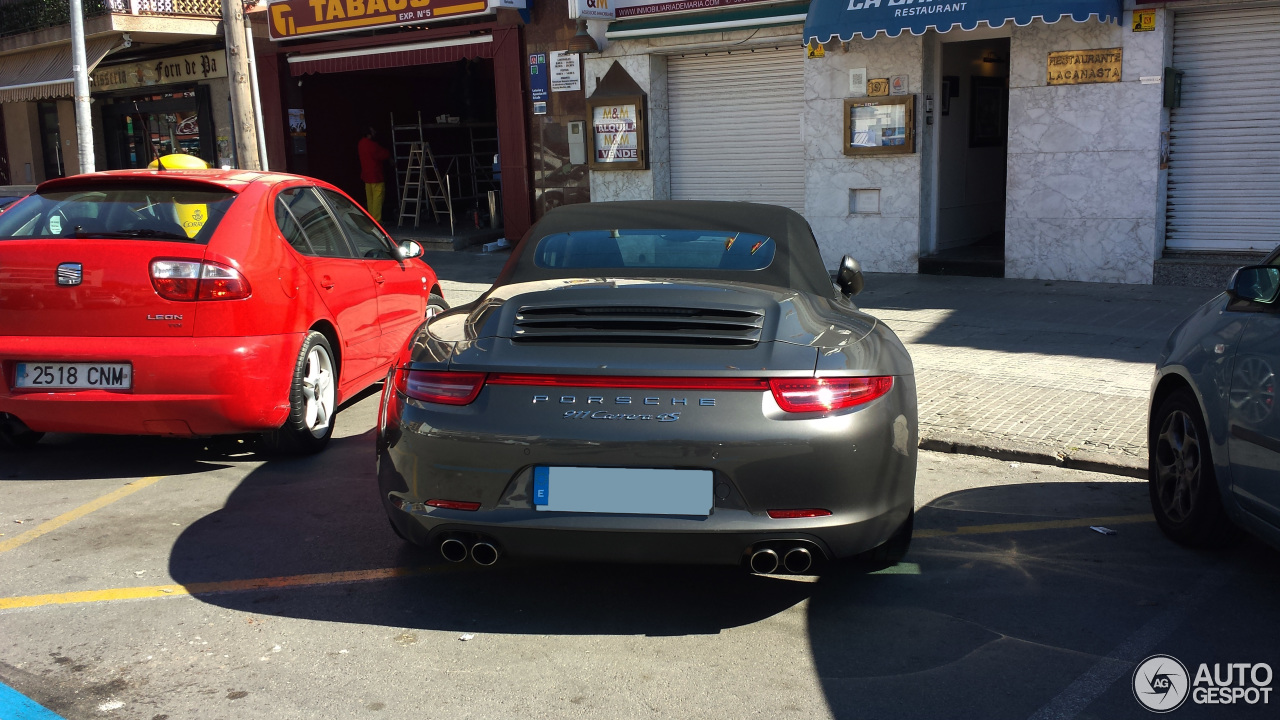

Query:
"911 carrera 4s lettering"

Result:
[[562, 410, 681, 422]]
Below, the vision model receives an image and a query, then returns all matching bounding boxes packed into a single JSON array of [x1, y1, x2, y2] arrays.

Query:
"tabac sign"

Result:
[[268, 0, 491, 41]]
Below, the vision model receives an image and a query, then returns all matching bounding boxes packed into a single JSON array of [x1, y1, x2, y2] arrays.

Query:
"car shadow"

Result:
[[0, 433, 237, 481], [168, 434, 1277, 658]]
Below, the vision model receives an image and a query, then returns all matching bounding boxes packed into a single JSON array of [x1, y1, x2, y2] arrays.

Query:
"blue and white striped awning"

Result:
[[804, 0, 1123, 44]]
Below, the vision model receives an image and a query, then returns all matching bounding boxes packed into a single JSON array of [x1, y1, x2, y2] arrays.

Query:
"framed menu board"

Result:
[[586, 93, 648, 171], [843, 95, 915, 156]]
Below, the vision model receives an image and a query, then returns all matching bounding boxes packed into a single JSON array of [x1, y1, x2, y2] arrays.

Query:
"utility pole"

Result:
[[222, 0, 260, 170], [69, 0, 94, 173]]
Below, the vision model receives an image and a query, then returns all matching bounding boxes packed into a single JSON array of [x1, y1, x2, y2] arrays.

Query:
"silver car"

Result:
[[1148, 244, 1280, 550], [376, 201, 917, 574]]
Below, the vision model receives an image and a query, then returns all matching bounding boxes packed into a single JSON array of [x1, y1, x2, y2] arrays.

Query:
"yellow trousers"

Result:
[[365, 182, 386, 222]]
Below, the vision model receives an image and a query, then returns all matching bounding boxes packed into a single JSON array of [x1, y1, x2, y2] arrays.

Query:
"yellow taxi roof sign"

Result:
[[148, 154, 209, 170]]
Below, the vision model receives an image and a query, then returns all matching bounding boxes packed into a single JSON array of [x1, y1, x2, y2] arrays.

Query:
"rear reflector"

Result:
[[150, 259, 250, 301], [768, 377, 893, 413], [396, 370, 486, 405], [425, 499, 481, 511], [767, 509, 833, 519]]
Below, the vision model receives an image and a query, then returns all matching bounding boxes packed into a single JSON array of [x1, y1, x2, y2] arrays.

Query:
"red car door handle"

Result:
[[373, 273, 385, 284], [320, 276, 335, 289]]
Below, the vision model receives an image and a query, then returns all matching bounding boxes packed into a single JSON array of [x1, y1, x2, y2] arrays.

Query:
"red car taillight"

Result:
[[767, 377, 893, 413], [150, 259, 251, 301], [395, 370, 487, 405]]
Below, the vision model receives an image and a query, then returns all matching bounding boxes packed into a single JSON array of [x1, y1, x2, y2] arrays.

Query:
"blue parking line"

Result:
[[0, 680, 65, 720]]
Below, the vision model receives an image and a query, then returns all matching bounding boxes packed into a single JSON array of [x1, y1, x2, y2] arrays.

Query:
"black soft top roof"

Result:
[[495, 200, 836, 298]]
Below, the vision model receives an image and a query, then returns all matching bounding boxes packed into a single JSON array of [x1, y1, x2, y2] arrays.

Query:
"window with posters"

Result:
[[586, 93, 648, 171]]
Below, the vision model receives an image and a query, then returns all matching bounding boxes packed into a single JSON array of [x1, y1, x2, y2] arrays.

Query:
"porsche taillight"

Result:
[[150, 259, 250, 301], [767, 377, 893, 413], [395, 370, 487, 405]]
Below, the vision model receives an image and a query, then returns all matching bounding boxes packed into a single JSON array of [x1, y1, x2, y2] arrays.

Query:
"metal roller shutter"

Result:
[[1166, 6, 1280, 252], [667, 48, 805, 212]]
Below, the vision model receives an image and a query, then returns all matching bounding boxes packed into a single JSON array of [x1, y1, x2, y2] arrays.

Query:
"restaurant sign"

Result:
[[1046, 48, 1123, 85], [91, 51, 227, 92], [268, 0, 491, 41]]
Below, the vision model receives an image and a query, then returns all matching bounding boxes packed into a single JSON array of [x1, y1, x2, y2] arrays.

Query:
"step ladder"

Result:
[[391, 112, 453, 233]]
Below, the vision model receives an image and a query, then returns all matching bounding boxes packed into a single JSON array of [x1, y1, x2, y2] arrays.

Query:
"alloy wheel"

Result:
[[1153, 409, 1202, 523], [301, 345, 335, 438]]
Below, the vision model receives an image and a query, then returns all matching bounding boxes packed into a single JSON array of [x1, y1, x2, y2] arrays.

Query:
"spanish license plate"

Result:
[[13, 362, 132, 390], [532, 467, 713, 516]]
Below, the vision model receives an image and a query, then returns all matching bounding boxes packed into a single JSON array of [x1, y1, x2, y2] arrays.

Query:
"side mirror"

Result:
[[397, 240, 424, 260], [836, 255, 864, 297], [1227, 265, 1280, 305]]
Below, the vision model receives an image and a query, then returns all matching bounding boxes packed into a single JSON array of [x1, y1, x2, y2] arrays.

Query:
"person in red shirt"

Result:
[[357, 127, 391, 222]]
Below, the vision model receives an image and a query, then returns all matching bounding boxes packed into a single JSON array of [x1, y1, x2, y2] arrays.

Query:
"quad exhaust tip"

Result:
[[440, 538, 469, 563], [783, 547, 812, 574], [470, 542, 499, 566], [749, 548, 780, 575]]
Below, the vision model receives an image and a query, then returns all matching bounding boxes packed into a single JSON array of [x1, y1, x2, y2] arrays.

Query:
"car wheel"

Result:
[[0, 423, 43, 451], [1149, 388, 1238, 547], [260, 331, 337, 455], [425, 293, 448, 320]]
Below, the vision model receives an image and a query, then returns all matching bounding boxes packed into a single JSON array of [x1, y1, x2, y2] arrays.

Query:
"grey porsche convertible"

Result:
[[376, 201, 917, 574]]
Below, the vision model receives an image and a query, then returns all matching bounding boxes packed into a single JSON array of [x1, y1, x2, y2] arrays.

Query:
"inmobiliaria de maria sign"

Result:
[[267, 0, 492, 40]]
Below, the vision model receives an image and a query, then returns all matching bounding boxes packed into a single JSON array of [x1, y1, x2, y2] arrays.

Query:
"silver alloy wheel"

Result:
[[1153, 409, 1201, 523], [301, 344, 335, 438], [426, 304, 445, 319]]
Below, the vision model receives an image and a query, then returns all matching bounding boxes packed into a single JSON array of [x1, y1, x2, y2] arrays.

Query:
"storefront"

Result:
[[585, 0, 810, 209], [262, 0, 533, 242], [584, 0, 1280, 284], [90, 45, 231, 170]]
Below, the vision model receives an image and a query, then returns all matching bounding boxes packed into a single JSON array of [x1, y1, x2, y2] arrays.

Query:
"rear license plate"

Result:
[[532, 467, 713, 516], [14, 362, 132, 390]]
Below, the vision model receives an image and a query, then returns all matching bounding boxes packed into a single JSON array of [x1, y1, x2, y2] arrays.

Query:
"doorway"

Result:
[[923, 38, 1010, 277], [101, 87, 217, 169], [37, 101, 64, 180]]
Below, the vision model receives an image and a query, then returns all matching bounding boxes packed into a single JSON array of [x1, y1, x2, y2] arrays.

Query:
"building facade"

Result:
[[582, 0, 1279, 284]]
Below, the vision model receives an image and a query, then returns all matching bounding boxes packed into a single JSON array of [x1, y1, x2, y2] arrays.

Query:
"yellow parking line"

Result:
[[0, 566, 430, 611], [914, 513, 1155, 539], [0, 475, 166, 555]]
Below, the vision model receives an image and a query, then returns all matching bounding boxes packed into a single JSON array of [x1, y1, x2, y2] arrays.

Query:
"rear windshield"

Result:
[[0, 186, 237, 244], [534, 229, 777, 271]]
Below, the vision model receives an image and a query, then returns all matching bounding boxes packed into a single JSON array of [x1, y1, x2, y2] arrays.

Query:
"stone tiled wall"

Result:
[[803, 34, 924, 274], [1004, 13, 1168, 284]]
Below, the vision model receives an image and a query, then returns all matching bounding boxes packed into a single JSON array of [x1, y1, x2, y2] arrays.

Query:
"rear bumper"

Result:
[[377, 376, 918, 565], [0, 333, 303, 435]]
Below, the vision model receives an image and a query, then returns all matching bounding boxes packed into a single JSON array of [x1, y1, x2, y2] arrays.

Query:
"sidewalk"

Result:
[[423, 249, 1222, 477], [857, 274, 1218, 476]]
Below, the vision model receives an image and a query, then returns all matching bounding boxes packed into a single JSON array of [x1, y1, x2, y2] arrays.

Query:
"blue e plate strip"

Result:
[[532, 467, 549, 506], [0, 680, 67, 720]]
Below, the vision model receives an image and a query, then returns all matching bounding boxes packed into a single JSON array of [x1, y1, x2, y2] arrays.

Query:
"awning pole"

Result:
[[69, 0, 94, 173]]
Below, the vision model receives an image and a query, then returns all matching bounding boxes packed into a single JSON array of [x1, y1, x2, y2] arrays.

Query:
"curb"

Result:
[[919, 430, 1146, 479]]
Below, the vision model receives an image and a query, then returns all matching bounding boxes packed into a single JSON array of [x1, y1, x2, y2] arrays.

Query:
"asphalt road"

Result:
[[2, 385, 1277, 720]]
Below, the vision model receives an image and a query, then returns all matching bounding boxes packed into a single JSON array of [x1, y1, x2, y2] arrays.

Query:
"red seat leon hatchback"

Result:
[[0, 169, 445, 453]]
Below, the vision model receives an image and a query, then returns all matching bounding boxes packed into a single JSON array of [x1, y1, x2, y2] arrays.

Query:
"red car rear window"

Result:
[[0, 185, 237, 244]]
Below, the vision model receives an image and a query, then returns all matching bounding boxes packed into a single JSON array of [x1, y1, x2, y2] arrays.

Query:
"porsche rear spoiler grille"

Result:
[[511, 305, 765, 346]]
